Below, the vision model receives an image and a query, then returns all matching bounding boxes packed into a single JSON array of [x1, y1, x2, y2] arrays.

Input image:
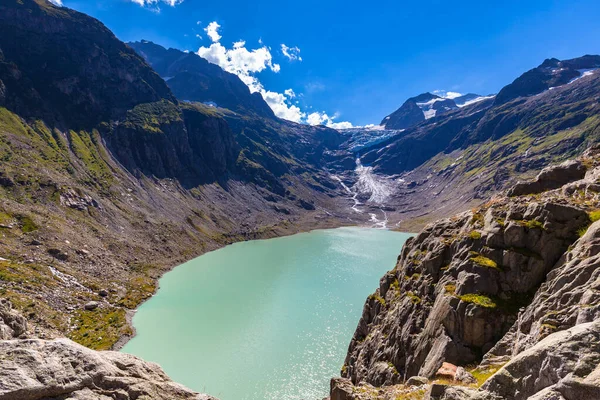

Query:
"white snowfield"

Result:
[[456, 95, 495, 108], [568, 68, 599, 85]]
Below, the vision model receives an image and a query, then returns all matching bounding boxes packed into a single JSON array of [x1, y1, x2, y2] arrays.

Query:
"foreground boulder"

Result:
[[483, 320, 600, 400], [333, 152, 600, 400], [0, 338, 216, 400]]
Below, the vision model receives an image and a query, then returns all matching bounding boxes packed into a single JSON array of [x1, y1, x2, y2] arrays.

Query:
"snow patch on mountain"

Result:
[[416, 97, 455, 120], [568, 68, 599, 84], [456, 95, 495, 108]]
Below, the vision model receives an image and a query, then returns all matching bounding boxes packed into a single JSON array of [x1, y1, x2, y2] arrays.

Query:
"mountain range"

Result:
[[1, 0, 600, 399]]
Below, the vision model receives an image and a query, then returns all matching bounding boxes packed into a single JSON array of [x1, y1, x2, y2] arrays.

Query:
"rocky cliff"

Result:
[[0, 1, 356, 396], [331, 148, 600, 399], [129, 40, 275, 119], [3, 1, 600, 399]]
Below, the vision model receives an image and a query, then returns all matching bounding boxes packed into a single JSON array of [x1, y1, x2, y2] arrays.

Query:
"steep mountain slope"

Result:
[[380, 92, 492, 130], [0, 0, 352, 362], [2, 1, 600, 399], [0, 0, 174, 129], [332, 57, 600, 231], [495, 55, 600, 105], [381, 93, 459, 130], [331, 147, 600, 400], [129, 40, 275, 118]]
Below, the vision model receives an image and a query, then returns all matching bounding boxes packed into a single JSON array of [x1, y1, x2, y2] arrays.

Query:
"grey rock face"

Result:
[[59, 188, 99, 211], [330, 378, 356, 400], [484, 219, 600, 363], [0, 299, 27, 339], [482, 320, 600, 400], [342, 199, 588, 386], [0, 338, 217, 400], [508, 160, 587, 196]]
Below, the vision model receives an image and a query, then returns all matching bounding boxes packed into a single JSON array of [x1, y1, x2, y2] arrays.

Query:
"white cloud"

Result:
[[433, 90, 463, 99], [205, 21, 222, 43], [197, 41, 280, 92], [262, 90, 304, 122], [130, 0, 183, 7], [196, 22, 353, 128], [48, 0, 62, 5], [281, 44, 302, 62], [306, 112, 353, 129]]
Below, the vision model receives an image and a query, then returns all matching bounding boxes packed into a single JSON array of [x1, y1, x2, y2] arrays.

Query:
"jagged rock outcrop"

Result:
[[0, 338, 216, 400], [495, 55, 600, 105], [482, 320, 600, 400], [342, 197, 589, 385], [335, 152, 600, 399], [507, 160, 587, 196], [0, 299, 27, 339], [483, 217, 600, 364], [425, 320, 600, 400]]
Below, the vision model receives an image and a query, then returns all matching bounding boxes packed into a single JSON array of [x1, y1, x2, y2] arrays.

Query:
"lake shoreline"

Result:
[[113, 215, 358, 351], [119, 227, 412, 399]]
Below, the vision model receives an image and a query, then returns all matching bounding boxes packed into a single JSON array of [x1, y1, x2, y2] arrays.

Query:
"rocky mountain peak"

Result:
[[0, 0, 175, 129], [380, 91, 490, 130], [128, 40, 275, 119], [495, 54, 600, 105]]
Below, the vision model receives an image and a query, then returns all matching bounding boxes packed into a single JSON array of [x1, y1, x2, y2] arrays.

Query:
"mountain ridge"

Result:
[[1, 1, 600, 399], [128, 40, 275, 119]]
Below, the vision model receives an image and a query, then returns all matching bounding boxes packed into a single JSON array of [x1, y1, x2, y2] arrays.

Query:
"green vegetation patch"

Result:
[[369, 293, 386, 307], [16, 214, 38, 233], [0, 260, 53, 287], [589, 210, 600, 223], [459, 293, 497, 308], [68, 130, 114, 188], [391, 279, 401, 293], [407, 291, 421, 305], [469, 231, 482, 240], [117, 275, 157, 309], [68, 308, 132, 350], [469, 364, 505, 387], [519, 219, 545, 230], [471, 212, 484, 226], [470, 253, 500, 269], [444, 284, 456, 295], [123, 100, 183, 134], [578, 210, 600, 237]]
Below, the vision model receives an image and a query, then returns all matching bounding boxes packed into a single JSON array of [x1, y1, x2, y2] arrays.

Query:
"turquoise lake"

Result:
[[121, 227, 411, 400]]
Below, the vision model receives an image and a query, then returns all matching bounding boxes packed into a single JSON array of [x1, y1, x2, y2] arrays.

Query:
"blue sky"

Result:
[[58, 0, 600, 127]]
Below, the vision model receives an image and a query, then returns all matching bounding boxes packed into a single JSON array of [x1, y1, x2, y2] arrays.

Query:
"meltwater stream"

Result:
[[122, 227, 411, 400]]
